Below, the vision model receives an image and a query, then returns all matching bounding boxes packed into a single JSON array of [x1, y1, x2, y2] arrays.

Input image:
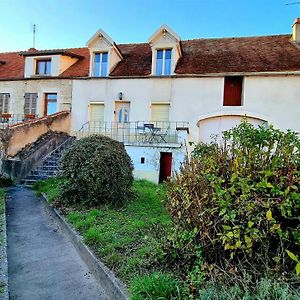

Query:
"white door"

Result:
[[114, 102, 130, 142]]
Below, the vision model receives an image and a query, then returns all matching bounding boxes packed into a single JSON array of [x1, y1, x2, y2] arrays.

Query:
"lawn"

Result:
[[34, 179, 175, 283]]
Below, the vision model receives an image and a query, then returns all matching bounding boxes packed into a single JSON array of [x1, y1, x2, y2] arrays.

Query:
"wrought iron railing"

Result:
[[0, 113, 39, 128], [76, 121, 189, 145]]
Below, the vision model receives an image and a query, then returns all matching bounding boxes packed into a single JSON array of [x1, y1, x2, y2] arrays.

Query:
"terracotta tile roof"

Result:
[[1, 34, 300, 79], [110, 43, 152, 76], [0, 52, 24, 79], [176, 34, 300, 74]]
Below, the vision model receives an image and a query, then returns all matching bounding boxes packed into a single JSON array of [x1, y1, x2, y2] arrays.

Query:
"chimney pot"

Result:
[[292, 18, 300, 42]]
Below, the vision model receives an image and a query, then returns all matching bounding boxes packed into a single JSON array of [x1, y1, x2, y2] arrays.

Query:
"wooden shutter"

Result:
[[89, 103, 104, 122], [223, 76, 243, 106], [151, 103, 170, 122], [0, 93, 9, 114], [24, 93, 38, 115]]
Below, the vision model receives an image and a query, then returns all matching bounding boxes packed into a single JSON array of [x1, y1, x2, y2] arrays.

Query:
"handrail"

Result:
[[40, 135, 74, 163], [75, 121, 189, 145]]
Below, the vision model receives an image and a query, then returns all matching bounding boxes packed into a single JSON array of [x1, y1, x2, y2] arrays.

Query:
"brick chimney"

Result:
[[292, 18, 300, 42]]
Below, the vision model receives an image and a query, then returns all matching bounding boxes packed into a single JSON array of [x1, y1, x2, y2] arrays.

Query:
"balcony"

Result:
[[76, 121, 189, 146], [0, 114, 39, 128]]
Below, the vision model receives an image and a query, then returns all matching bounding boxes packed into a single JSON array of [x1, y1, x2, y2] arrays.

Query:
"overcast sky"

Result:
[[0, 0, 299, 52]]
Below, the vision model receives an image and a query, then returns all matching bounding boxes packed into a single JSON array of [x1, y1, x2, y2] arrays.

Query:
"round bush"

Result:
[[59, 135, 134, 207], [167, 121, 300, 281]]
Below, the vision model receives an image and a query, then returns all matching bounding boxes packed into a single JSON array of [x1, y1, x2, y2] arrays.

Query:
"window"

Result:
[[44, 93, 57, 116], [89, 103, 104, 122], [151, 103, 170, 122], [24, 93, 38, 115], [0, 93, 10, 115], [156, 49, 172, 76], [223, 76, 243, 106], [93, 52, 108, 77], [36, 59, 51, 75]]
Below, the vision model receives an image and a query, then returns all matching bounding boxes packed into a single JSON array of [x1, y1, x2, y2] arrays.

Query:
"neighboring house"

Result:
[[1, 19, 300, 183]]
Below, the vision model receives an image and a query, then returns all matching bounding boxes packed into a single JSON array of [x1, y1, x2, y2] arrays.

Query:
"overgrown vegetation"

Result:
[[59, 135, 134, 207], [0, 175, 13, 188], [167, 121, 300, 296]]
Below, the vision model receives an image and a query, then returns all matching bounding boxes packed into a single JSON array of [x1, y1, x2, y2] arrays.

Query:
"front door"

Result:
[[114, 102, 130, 123], [114, 101, 130, 142], [159, 152, 172, 183]]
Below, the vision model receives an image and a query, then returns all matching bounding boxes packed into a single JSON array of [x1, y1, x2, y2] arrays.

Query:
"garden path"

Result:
[[6, 186, 108, 300]]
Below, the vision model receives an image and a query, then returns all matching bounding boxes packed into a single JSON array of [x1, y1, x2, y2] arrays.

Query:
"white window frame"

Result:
[[155, 49, 172, 76], [93, 52, 108, 77]]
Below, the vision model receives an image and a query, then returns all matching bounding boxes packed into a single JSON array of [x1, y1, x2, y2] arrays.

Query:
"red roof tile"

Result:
[[1, 34, 300, 79]]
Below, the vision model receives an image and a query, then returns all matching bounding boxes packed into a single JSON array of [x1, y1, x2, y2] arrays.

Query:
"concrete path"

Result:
[[6, 186, 109, 300]]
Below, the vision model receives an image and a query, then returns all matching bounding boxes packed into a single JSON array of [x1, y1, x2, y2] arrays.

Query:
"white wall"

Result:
[[24, 55, 78, 78], [72, 75, 300, 143], [126, 145, 184, 183]]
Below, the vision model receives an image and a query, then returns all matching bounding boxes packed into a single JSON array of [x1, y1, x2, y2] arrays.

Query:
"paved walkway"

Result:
[[6, 186, 109, 300]]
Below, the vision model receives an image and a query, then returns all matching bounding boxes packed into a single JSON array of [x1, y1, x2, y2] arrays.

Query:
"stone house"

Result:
[[1, 19, 300, 183]]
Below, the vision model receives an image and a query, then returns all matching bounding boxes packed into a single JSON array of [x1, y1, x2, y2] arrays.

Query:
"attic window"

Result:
[[93, 52, 108, 77], [156, 49, 172, 76], [36, 59, 51, 75]]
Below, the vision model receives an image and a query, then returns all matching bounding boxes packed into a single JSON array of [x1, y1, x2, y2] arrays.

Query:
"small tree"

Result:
[[60, 135, 134, 207], [167, 121, 300, 281]]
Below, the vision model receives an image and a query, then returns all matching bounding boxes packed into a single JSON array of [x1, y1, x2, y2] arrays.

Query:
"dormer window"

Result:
[[93, 52, 108, 77], [149, 25, 182, 76], [36, 59, 51, 75], [156, 49, 172, 76]]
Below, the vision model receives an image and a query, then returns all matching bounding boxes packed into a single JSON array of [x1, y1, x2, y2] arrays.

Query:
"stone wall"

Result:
[[7, 111, 71, 157]]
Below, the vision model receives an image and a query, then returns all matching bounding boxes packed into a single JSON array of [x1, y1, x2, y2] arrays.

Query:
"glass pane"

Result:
[[101, 61, 107, 76], [102, 52, 108, 62], [47, 101, 57, 115], [45, 61, 51, 75], [93, 54, 100, 77], [37, 61, 45, 74], [156, 50, 163, 59], [165, 49, 172, 59], [156, 50, 163, 75], [165, 57, 171, 75], [118, 108, 123, 123], [94, 53, 101, 63], [47, 94, 57, 100]]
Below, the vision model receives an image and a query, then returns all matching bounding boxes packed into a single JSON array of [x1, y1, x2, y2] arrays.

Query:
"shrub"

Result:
[[59, 135, 134, 207], [167, 121, 300, 282], [0, 174, 13, 187]]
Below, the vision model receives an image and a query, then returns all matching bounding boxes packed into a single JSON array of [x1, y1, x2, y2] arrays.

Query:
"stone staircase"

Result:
[[23, 136, 75, 185]]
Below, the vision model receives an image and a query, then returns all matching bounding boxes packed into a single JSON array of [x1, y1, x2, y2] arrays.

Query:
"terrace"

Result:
[[76, 121, 189, 146]]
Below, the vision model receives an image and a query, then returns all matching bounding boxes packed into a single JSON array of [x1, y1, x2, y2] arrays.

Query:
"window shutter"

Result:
[[0, 93, 10, 114], [151, 103, 170, 122], [89, 103, 104, 122], [24, 93, 38, 115]]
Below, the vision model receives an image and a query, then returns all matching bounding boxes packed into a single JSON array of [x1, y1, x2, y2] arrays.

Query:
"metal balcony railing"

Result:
[[0, 113, 39, 128], [76, 121, 189, 145]]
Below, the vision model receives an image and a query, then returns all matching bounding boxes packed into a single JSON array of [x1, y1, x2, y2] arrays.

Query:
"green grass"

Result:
[[32, 177, 63, 202], [33, 179, 173, 284], [67, 180, 172, 282]]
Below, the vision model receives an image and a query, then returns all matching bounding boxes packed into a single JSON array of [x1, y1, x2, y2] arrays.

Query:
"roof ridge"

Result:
[[182, 33, 291, 42]]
